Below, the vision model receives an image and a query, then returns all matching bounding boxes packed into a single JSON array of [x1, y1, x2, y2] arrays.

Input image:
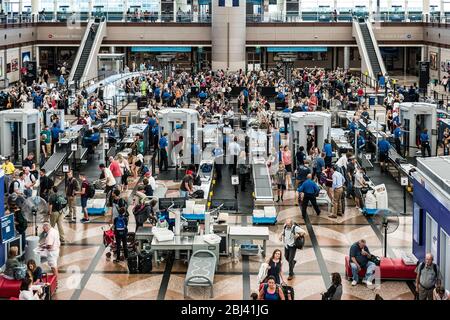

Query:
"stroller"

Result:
[[102, 226, 138, 259]]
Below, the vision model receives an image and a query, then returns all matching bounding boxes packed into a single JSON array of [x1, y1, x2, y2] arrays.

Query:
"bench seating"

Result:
[[344, 256, 416, 281], [0, 275, 57, 299]]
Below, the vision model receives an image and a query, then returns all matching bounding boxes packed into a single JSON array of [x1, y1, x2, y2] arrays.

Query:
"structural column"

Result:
[[263, 0, 269, 21], [344, 46, 350, 71], [211, 1, 246, 71], [53, 0, 57, 21], [299, 0, 302, 21], [123, 0, 128, 21], [88, 0, 93, 19], [31, 0, 39, 21], [423, 0, 430, 21], [421, 45, 427, 61], [193, 0, 198, 22]]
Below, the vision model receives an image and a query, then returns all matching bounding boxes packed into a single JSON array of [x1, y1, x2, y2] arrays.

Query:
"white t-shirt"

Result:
[[283, 224, 306, 248], [19, 290, 39, 300], [103, 168, 116, 187], [45, 227, 61, 251], [228, 142, 241, 156], [148, 176, 156, 191]]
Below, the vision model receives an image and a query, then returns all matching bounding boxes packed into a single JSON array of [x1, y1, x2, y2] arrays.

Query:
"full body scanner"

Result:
[[289, 112, 331, 154], [0, 109, 40, 164], [157, 108, 200, 167], [399, 102, 437, 157]]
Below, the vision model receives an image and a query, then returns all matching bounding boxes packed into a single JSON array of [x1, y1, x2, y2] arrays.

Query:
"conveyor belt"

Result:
[[42, 152, 67, 177], [252, 160, 273, 201]]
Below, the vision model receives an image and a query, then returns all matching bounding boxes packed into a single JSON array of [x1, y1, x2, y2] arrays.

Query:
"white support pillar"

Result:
[[368, 0, 373, 20], [423, 0, 430, 21], [299, 0, 302, 21], [405, 0, 408, 21], [193, 0, 198, 22], [173, 1, 176, 22], [31, 0, 39, 21], [53, 0, 57, 21], [123, 0, 128, 21], [344, 46, 350, 71], [440, 0, 444, 22], [88, 0, 93, 19], [334, 0, 338, 11], [264, 0, 269, 21], [19, 0, 23, 14]]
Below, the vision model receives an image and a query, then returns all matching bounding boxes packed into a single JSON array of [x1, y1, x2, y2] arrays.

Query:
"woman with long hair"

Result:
[[264, 249, 288, 285]]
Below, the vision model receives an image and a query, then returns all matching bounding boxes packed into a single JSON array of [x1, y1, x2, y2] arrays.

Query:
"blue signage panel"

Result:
[[1, 214, 15, 244], [267, 47, 328, 53], [131, 47, 192, 53]]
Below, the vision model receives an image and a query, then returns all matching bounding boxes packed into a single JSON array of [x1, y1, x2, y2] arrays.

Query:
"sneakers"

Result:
[[69, 219, 76, 224], [328, 214, 337, 219], [287, 276, 294, 281], [362, 279, 373, 286], [64, 215, 72, 220], [80, 218, 90, 224], [351, 280, 357, 286]]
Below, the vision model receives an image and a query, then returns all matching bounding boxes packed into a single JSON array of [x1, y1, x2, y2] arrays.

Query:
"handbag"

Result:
[[369, 255, 381, 266]]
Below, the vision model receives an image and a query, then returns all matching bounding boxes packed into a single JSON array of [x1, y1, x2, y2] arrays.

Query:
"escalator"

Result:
[[68, 18, 107, 86], [353, 20, 387, 82]]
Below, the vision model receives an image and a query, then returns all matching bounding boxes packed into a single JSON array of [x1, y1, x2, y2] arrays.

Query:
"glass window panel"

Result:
[[128, 0, 160, 12], [39, 0, 55, 11]]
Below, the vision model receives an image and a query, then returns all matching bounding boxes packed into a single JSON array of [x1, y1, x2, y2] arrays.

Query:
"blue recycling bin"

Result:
[[369, 96, 376, 106]]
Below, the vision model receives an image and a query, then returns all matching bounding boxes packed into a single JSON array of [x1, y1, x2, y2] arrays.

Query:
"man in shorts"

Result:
[[41, 222, 61, 278]]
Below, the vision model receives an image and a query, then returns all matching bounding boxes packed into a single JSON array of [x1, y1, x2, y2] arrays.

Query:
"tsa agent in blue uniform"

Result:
[[377, 137, 390, 172], [393, 125, 403, 156], [297, 175, 321, 217], [420, 128, 431, 157], [159, 132, 169, 171]]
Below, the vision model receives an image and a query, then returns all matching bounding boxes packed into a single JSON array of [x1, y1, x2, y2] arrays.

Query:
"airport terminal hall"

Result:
[[1, 0, 450, 306]]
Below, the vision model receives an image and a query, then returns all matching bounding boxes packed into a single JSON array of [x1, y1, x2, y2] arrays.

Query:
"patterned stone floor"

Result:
[[32, 170, 415, 301]]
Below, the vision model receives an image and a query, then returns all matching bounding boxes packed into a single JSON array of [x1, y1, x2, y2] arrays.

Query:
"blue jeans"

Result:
[[24, 188, 32, 198], [350, 261, 376, 282], [179, 190, 189, 198]]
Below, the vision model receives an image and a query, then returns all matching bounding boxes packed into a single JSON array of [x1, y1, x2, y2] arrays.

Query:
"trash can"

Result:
[[369, 96, 376, 106], [377, 94, 384, 105]]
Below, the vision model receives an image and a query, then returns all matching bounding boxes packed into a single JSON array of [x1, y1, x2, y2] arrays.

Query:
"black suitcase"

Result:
[[139, 251, 153, 274], [127, 252, 139, 274], [281, 285, 295, 300]]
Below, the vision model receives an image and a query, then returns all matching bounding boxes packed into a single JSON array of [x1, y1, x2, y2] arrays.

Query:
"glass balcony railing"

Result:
[[1, 11, 450, 27]]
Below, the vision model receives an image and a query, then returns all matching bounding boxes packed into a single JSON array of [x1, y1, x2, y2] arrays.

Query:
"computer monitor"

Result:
[[158, 197, 187, 210]]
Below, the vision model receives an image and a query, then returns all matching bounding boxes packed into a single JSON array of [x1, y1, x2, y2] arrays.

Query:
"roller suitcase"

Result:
[[127, 252, 139, 274], [281, 285, 295, 300], [139, 251, 153, 274]]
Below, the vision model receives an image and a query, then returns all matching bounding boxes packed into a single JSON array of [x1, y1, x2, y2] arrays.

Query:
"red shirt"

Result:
[[109, 160, 122, 178]]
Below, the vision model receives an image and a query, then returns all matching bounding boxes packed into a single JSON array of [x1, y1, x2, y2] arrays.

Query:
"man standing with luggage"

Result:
[[296, 174, 321, 217], [113, 207, 129, 263], [416, 253, 440, 300], [279, 219, 306, 281]]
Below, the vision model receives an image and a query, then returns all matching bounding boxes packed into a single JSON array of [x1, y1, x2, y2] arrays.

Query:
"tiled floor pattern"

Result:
[[32, 175, 416, 300]]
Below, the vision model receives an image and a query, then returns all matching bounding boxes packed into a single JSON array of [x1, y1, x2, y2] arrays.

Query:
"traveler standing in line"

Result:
[[328, 166, 346, 219], [109, 156, 122, 188], [281, 145, 293, 190], [77, 173, 90, 224], [159, 132, 169, 172], [296, 174, 321, 217], [47, 186, 66, 244], [322, 139, 333, 168], [279, 218, 306, 280], [275, 162, 287, 203], [65, 170, 79, 223], [113, 207, 129, 263], [228, 136, 241, 175], [416, 253, 440, 300], [38, 168, 53, 202]]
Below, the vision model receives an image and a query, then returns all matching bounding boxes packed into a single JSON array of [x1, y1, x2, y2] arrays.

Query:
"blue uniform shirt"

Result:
[[323, 143, 333, 157], [148, 118, 156, 128], [297, 179, 320, 195], [420, 132, 429, 142], [393, 127, 402, 139], [378, 139, 390, 153], [159, 136, 168, 149], [349, 121, 358, 133]]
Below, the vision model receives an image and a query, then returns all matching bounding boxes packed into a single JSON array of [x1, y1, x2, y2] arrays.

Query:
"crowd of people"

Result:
[[0, 64, 447, 301]]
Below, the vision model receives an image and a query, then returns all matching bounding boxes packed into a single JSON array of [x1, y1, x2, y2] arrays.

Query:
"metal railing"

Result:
[[2, 11, 450, 27]]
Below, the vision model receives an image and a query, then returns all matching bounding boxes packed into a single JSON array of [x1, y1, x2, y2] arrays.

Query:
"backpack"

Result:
[[284, 223, 305, 250], [141, 165, 149, 176], [14, 266, 27, 280], [86, 182, 96, 198], [115, 215, 126, 232], [8, 180, 19, 194], [53, 194, 68, 211]]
